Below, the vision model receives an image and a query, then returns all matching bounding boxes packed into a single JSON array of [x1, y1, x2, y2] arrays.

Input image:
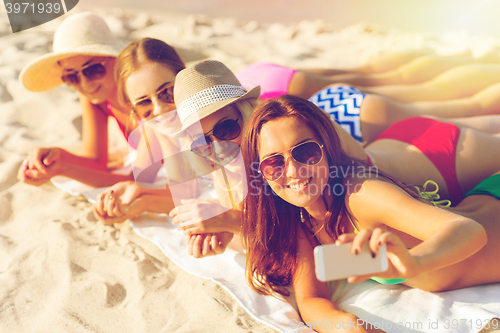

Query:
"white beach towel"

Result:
[[50, 176, 500, 333]]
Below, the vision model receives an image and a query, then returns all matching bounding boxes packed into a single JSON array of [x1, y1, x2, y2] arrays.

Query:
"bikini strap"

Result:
[[413, 180, 451, 208], [300, 209, 322, 245], [346, 213, 360, 234]]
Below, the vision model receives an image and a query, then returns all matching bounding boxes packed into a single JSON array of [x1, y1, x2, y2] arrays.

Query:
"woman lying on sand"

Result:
[[238, 60, 500, 104], [94, 38, 217, 224], [106, 60, 500, 259], [93, 49, 258, 249], [17, 12, 500, 189], [17, 12, 135, 187], [300, 51, 500, 87], [240, 95, 500, 333], [238, 62, 500, 144], [96, 59, 500, 258]]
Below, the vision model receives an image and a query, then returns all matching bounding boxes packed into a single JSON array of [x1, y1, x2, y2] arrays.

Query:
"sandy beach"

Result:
[[1, 1, 500, 332]]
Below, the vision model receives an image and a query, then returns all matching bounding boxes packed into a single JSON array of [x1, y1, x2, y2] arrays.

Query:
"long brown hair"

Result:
[[240, 95, 420, 297]]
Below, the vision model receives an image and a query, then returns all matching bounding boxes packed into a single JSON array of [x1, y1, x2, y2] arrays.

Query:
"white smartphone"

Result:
[[314, 242, 389, 282]]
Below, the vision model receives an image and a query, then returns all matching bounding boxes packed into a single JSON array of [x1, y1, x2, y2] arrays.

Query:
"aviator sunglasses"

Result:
[[131, 83, 175, 119], [61, 60, 107, 86], [258, 141, 324, 181], [191, 112, 242, 157]]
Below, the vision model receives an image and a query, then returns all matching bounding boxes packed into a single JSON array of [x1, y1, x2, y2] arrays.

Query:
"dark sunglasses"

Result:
[[258, 141, 324, 181], [61, 60, 107, 86], [191, 112, 242, 157], [131, 84, 175, 119]]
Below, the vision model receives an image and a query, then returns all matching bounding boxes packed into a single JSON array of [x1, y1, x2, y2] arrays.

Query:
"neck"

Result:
[[304, 198, 327, 225], [304, 187, 334, 225]]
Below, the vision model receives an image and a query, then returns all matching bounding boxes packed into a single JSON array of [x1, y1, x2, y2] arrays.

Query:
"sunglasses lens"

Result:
[[259, 142, 323, 181], [134, 99, 153, 118], [191, 137, 212, 157], [82, 63, 106, 80], [213, 119, 241, 141], [260, 156, 285, 181], [292, 142, 323, 164], [157, 86, 174, 104], [61, 73, 79, 86]]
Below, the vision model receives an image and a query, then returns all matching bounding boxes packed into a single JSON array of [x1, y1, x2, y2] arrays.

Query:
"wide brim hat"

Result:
[[170, 59, 260, 137], [19, 12, 123, 92]]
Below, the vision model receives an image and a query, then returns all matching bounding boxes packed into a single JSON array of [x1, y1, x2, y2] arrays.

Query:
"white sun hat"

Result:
[[170, 60, 260, 137], [19, 11, 123, 92]]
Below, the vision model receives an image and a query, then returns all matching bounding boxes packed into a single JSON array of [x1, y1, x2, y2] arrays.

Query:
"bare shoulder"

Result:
[[343, 174, 418, 226]]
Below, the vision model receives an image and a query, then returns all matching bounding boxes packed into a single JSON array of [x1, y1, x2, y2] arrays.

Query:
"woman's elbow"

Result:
[[466, 218, 488, 252]]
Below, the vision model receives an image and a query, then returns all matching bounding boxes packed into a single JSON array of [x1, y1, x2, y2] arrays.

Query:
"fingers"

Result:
[[93, 207, 127, 225], [369, 228, 385, 257], [211, 234, 227, 254], [350, 229, 372, 255], [168, 207, 178, 219], [95, 192, 106, 216], [187, 235, 196, 256], [17, 159, 29, 182], [111, 201, 125, 218], [105, 191, 116, 217], [186, 234, 217, 258], [19, 168, 50, 186], [178, 221, 208, 235], [169, 202, 198, 221], [336, 233, 356, 245], [42, 149, 58, 166], [32, 149, 49, 174], [95, 190, 118, 218], [202, 234, 212, 256], [172, 210, 198, 227]]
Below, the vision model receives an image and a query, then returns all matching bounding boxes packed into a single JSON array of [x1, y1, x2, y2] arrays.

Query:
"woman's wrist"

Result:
[[226, 209, 242, 234], [129, 196, 147, 217]]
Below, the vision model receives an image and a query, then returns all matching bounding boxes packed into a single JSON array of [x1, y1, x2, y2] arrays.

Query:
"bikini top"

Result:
[[300, 180, 449, 285], [106, 101, 137, 150]]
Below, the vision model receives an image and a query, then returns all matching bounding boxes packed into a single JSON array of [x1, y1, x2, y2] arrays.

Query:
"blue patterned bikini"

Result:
[[309, 86, 365, 143]]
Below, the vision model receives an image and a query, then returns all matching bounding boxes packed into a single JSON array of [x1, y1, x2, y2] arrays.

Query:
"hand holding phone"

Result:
[[314, 242, 388, 282]]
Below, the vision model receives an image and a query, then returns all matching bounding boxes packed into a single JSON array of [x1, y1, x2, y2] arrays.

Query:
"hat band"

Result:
[[177, 84, 247, 123]]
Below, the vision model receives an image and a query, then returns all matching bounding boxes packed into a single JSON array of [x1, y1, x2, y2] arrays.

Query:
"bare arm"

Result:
[[343, 178, 487, 282], [294, 228, 384, 333], [18, 95, 133, 187]]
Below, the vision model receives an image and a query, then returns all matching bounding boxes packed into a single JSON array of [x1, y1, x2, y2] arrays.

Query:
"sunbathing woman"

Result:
[[237, 63, 500, 144], [240, 96, 500, 332], [17, 12, 135, 187], [93, 37, 208, 224], [239, 60, 500, 104], [304, 52, 500, 87], [167, 61, 500, 258], [94, 46, 258, 235], [96, 57, 499, 248]]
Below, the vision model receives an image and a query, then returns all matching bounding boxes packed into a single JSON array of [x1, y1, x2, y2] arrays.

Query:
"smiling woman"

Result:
[[17, 11, 136, 188], [93, 37, 208, 225], [167, 60, 260, 258], [239, 95, 500, 333]]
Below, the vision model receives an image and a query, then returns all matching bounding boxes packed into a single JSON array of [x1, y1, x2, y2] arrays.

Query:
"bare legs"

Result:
[[359, 94, 500, 144], [362, 64, 500, 103], [405, 190, 500, 292]]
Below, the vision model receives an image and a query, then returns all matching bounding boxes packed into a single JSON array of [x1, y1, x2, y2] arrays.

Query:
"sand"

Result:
[[1, 3, 500, 333]]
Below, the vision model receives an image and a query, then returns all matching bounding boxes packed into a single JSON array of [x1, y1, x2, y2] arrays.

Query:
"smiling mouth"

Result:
[[87, 85, 101, 95], [286, 177, 312, 190], [213, 146, 240, 165], [155, 112, 177, 126]]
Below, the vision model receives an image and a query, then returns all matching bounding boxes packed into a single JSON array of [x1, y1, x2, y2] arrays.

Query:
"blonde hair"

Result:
[[234, 98, 258, 123], [114, 38, 185, 108]]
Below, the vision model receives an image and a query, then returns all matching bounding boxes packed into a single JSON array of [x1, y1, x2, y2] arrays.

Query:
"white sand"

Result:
[[1, 4, 500, 333]]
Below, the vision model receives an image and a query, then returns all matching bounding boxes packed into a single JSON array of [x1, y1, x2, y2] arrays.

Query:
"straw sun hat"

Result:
[[19, 12, 123, 92], [171, 60, 260, 137]]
